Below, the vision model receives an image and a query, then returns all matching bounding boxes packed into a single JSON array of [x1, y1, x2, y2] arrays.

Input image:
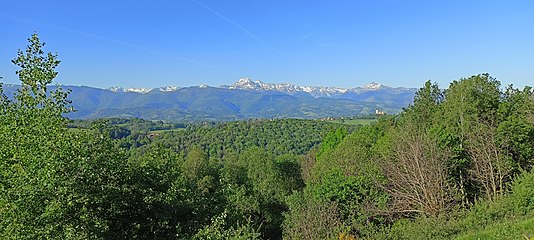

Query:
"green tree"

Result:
[[283, 191, 341, 240], [0, 33, 73, 238], [384, 81, 456, 216], [316, 128, 348, 159], [305, 123, 390, 237], [122, 143, 188, 238], [0, 34, 129, 239], [438, 73, 503, 202], [221, 147, 302, 239], [497, 86, 534, 171], [409, 80, 442, 127]]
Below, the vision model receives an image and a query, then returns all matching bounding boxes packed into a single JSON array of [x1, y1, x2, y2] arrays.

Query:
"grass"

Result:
[[456, 216, 534, 240], [382, 171, 534, 240]]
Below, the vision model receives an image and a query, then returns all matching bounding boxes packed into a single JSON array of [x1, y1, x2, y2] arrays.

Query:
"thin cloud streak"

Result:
[[0, 13, 227, 72], [191, 0, 289, 59]]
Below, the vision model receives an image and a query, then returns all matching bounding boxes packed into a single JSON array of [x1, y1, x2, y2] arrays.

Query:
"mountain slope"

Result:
[[1, 80, 417, 121]]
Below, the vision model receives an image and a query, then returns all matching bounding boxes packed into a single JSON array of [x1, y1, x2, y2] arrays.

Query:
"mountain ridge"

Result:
[[104, 78, 417, 97], [1, 79, 417, 121]]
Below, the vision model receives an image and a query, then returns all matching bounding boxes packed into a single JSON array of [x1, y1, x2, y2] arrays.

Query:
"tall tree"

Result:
[[497, 86, 534, 171], [0, 34, 129, 239], [438, 73, 503, 202], [0, 33, 71, 237]]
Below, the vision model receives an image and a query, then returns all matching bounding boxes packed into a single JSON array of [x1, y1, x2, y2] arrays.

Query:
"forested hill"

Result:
[[78, 118, 359, 158], [1, 83, 415, 121]]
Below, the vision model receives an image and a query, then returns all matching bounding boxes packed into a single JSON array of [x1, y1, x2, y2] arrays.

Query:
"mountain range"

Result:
[[1, 78, 418, 122]]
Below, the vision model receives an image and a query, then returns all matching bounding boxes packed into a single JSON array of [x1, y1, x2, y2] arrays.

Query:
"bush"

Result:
[[509, 170, 534, 214]]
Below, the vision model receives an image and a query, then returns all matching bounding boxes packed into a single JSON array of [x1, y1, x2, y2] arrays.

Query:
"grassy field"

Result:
[[456, 216, 534, 240]]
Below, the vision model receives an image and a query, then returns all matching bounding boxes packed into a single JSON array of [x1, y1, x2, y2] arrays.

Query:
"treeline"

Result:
[[69, 115, 358, 156], [133, 119, 356, 157], [1, 34, 534, 239], [68, 118, 186, 133]]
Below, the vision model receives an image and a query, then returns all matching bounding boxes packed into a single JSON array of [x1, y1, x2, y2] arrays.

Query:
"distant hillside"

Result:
[[1, 80, 417, 121]]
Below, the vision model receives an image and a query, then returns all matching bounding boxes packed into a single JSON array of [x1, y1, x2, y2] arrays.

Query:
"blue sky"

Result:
[[1, 0, 533, 89]]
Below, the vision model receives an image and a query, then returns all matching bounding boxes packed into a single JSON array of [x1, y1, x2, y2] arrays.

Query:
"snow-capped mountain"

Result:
[[224, 77, 402, 98], [362, 82, 384, 90], [108, 87, 153, 94], [159, 86, 180, 92], [227, 78, 315, 94], [2, 80, 417, 121], [104, 78, 415, 99]]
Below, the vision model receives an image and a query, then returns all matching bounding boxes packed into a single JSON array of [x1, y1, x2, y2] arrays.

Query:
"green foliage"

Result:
[[193, 210, 261, 240], [385, 170, 534, 239], [301, 123, 390, 237], [11, 34, 63, 108], [142, 118, 355, 158], [316, 128, 348, 159], [310, 122, 389, 183], [409, 80, 442, 127], [220, 147, 304, 239], [456, 216, 534, 240], [121, 144, 188, 238], [0, 34, 130, 239], [442, 73, 501, 127], [430, 74, 518, 203], [508, 170, 534, 214], [274, 154, 305, 193], [310, 170, 388, 234], [283, 191, 342, 240], [286, 74, 533, 238], [497, 86, 534, 171]]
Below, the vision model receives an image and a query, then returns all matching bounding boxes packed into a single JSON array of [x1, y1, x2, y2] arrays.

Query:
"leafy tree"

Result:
[[0, 33, 72, 238], [283, 192, 341, 240], [408, 80, 443, 127], [0, 34, 131, 239], [221, 147, 302, 239], [304, 123, 390, 237], [316, 128, 348, 159], [193, 210, 261, 240], [437, 74, 503, 202], [497, 86, 534, 171], [122, 143, 188, 238]]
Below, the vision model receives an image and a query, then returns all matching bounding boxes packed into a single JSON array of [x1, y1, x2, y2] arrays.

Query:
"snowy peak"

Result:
[[226, 78, 401, 98], [230, 78, 264, 90], [109, 86, 179, 94], [108, 87, 152, 94], [104, 78, 411, 97], [159, 86, 180, 92], [228, 77, 345, 97], [363, 82, 384, 90], [126, 88, 152, 94], [108, 86, 124, 92]]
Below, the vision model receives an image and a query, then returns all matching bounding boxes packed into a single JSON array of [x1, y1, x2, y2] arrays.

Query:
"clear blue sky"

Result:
[[1, 0, 533, 89]]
